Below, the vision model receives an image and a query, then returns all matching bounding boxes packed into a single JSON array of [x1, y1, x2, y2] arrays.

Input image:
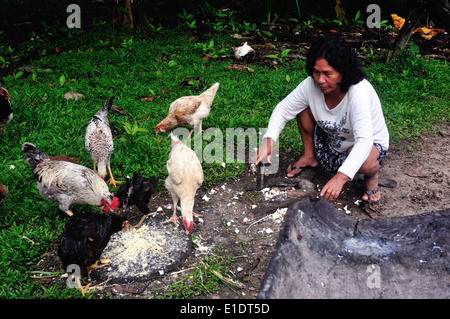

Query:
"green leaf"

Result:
[[122, 121, 132, 134], [59, 74, 66, 86], [281, 49, 291, 58], [135, 128, 149, 133]]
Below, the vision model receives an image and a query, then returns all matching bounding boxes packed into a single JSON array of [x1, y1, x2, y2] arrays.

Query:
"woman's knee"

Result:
[[296, 108, 315, 132], [358, 145, 381, 174]]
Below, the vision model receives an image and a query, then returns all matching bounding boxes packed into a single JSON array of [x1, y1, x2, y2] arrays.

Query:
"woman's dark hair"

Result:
[[306, 36, 365, 93]]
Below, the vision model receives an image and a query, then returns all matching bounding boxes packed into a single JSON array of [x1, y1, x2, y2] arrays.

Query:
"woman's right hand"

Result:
[[253, 137, 274, 166]]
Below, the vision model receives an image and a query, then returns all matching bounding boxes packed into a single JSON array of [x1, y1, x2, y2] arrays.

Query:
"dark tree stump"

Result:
[[258, 198, 449, 299]]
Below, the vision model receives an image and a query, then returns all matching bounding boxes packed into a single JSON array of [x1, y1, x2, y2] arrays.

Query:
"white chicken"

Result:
[[164, 133, 204, 234], [85, 96, 119, 187], [22, 142, 119, 216], [155, 82, 219, 137]]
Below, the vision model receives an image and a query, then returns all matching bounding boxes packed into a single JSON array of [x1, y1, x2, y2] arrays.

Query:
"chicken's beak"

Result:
[[182, 216, 194, 235]]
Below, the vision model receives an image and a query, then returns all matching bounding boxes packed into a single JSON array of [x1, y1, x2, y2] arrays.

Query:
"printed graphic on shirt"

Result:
[[316, 112, 349, 150]]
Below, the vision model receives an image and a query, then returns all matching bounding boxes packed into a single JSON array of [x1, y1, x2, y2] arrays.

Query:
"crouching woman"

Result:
[[254, 36, 389, 205]]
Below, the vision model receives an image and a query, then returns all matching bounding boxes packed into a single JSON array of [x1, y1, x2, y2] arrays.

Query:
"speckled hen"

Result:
[[85, 96, 119, 187], [22, 142, 119, 216]]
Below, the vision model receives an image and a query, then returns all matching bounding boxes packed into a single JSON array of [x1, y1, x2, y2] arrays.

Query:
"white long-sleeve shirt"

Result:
[[264, 76, 389, 179]]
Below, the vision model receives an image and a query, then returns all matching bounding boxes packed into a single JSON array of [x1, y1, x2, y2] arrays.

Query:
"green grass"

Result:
[[158, 244, 236, 299], [0, 23, 449, 298]]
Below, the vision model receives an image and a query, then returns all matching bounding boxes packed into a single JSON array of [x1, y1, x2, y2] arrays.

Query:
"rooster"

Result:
[[22, 142, 119, 216], [164, 133, 204, 234], [85, 96, 120, 187], [0, 86, 12, 134], [58, 212, 129, 295], [155, 82, 219, 137]]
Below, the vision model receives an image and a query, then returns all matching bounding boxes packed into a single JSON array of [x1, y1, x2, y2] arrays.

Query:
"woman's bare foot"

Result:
[[286, 155, 319, 177], [362, 173, 381, 202]]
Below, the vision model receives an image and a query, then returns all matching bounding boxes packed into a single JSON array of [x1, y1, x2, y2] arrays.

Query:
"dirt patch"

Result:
[[34, 122, 449, 298]]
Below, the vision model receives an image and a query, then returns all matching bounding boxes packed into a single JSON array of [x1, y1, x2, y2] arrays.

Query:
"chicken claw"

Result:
[[107, 165, 122, 188], [74, 275, 91, 297], [107, 176, 121, 188], [163, 216, 179, 227], [88, 260, 109, 275]]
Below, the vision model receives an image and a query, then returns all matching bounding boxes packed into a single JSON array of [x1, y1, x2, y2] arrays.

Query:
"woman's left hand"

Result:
[[320, 172, 349, 201]]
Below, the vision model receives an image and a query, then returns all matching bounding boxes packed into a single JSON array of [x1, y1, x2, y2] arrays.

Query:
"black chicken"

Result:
[[115, 173, 157, 228], [0, 184, 7, 204], [115, 173, 156, 214], [58, 212, 129, 294], [0, 87, 12, 134]]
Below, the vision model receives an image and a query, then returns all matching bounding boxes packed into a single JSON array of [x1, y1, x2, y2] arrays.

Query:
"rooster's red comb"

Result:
[[110, 196, 119, 210]]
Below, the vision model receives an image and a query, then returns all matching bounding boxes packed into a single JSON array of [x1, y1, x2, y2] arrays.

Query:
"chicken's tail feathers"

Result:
[[21, 142, 49, 171], [200, 82, 219, 104], [102, 96, 115, 112], [168, 132, 176, 139], [168, 132, 180, 142], [205, 82, 219, 94]]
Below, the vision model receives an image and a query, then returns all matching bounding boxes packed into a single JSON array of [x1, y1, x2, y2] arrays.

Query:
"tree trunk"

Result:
[[385, 7, 423, 63]]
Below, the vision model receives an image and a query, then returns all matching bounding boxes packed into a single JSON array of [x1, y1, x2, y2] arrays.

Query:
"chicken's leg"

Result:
[[93, 161, 97, 172], [188, 121, 204, 139], [163, 199, 179, 227], [65, 210, 74, 217], [74, 275, 91, 297], [88, 260, 109, 274], [196, 121, 203, 136], [106, 165, 121, 188], [133, 214, 148, 229], [132, 212, 157, 229]]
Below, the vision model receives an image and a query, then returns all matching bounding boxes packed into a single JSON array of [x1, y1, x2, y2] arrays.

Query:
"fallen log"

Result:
[[258, 198, 449, 299]]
